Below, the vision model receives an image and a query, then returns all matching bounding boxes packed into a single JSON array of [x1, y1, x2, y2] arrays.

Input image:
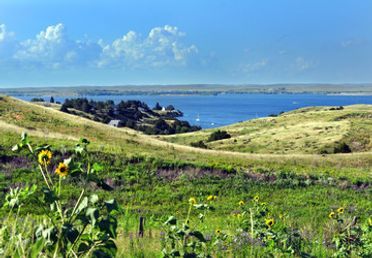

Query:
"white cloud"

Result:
[[14, 23, 70, 67], [0, 24, 14, 43], [240, 58, 269, 73], [1, 23, 198, 70], [294, 57, 313, 71], [13, 23, 100, 69], [0, 24, 7, 42], [98, 25, 198, 68]]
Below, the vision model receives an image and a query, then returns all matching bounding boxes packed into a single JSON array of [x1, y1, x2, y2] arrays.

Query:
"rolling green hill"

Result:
[[0, 96, 371, 180], [161, 105, 372, 155]]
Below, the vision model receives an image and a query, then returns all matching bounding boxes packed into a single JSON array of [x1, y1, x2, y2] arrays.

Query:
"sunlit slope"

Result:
[[161, 105, 372, 154], [0, 96, 371, 180]]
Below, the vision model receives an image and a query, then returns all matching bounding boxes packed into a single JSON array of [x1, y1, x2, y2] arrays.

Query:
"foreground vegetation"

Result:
[[1, 134, 371, 257], [0, 96, 371, 256]]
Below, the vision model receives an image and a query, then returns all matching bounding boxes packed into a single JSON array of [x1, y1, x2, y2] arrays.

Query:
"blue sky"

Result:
[[0, 0, 372, 87]]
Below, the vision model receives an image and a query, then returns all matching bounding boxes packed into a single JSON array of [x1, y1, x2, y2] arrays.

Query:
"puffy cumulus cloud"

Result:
[[13, 23, 100, 69], [0, 24, 16, 62], [0, 24, 15, 43], [1, 23, 197, 70], [0, 24, 8, 42], [98, 25, 198, 68]]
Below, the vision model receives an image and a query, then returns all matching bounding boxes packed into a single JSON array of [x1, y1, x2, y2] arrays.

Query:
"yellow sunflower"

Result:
[[38, 150, 52, 165], [265, 218, 275, 227], [253, 195, 260, 202], [337, 207, 344, 214], [215, 229, 221, 235], [55, 162, 69, 177], [239, 200, 245, 206], [328, 211, 336, 219], [189, 197, 197, 205], [207, 195, 217, 201]]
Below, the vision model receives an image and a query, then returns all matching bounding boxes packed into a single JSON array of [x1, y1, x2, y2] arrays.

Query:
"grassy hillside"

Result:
[[0, 96, 371, 256], [0, 96, 371, 181], [162, 105, 372, 155]]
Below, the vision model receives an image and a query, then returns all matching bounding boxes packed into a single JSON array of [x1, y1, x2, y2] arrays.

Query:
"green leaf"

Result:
[[75, 197, 88, 215], [21, 132, 28, 142], [43, 188, 57, 204], [11, 144, 19, 152], [104, 199, 119, 213], [164, 216, 177, 226], [77, 241, 91, 254], [80, 138, 90, 145], [62, 223, 79, 243], [190, 231, 206, 242], [89, 194, 99, 204], [64, 157, 72, 166], [86, 207, 99, 226], [30, 238, 44, 258], [98, 216, 118, 238], [75, 144, 85, 154], [92, 162, 104, 173], [91, 240, 117, 258]]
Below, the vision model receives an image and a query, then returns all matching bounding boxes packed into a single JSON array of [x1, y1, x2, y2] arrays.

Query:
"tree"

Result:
[[153, 102, 162, 110], [165, 105, 175, 111], [60, 104, 69, 113]]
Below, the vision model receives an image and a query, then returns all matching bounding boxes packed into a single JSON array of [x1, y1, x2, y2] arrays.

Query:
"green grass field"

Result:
[[0, 96, 371, 257]]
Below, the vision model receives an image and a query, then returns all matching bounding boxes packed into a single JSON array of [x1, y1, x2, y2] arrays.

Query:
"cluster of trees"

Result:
[[60, 98, 200, 135], [31, 96, 59, 104]]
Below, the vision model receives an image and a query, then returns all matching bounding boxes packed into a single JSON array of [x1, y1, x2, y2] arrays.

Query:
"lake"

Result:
[[17, 93, 372, 129]]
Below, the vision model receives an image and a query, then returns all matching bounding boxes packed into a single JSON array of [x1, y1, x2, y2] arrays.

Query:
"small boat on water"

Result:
[[196, 114, 200, 122]]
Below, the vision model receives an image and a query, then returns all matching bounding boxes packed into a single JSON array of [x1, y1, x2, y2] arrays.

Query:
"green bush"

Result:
[[207, 130, 231, 142], [190, 140, 208, 149]]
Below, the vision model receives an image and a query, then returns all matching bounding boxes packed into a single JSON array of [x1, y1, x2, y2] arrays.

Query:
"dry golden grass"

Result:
[[161, 105, 372, 155]]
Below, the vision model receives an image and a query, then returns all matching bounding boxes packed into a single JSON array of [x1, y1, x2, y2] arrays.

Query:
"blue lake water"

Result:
[[17, 94, 372, 129]]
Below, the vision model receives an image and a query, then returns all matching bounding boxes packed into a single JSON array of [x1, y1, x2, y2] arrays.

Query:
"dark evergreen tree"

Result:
[[153, 102, 162, 110]]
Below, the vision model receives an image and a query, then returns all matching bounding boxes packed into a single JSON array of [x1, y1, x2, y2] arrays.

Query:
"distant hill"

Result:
[[1, 83, 372, 96], [161, 105, 372, 154]]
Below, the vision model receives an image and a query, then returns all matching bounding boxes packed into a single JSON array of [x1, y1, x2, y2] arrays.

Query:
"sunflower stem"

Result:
[[58, 176, 62, 197], [70, 189, 85, 220], [249, 208, 254, 238], [44, 161, 54, 187], [38, 164, 51, 190]]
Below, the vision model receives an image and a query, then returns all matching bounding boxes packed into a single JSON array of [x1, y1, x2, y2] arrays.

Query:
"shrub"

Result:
[[334, 142, 352, 153], [190, 140, 208, 149], [30, 97, 45, 102], [207, 130, 231, 142]]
